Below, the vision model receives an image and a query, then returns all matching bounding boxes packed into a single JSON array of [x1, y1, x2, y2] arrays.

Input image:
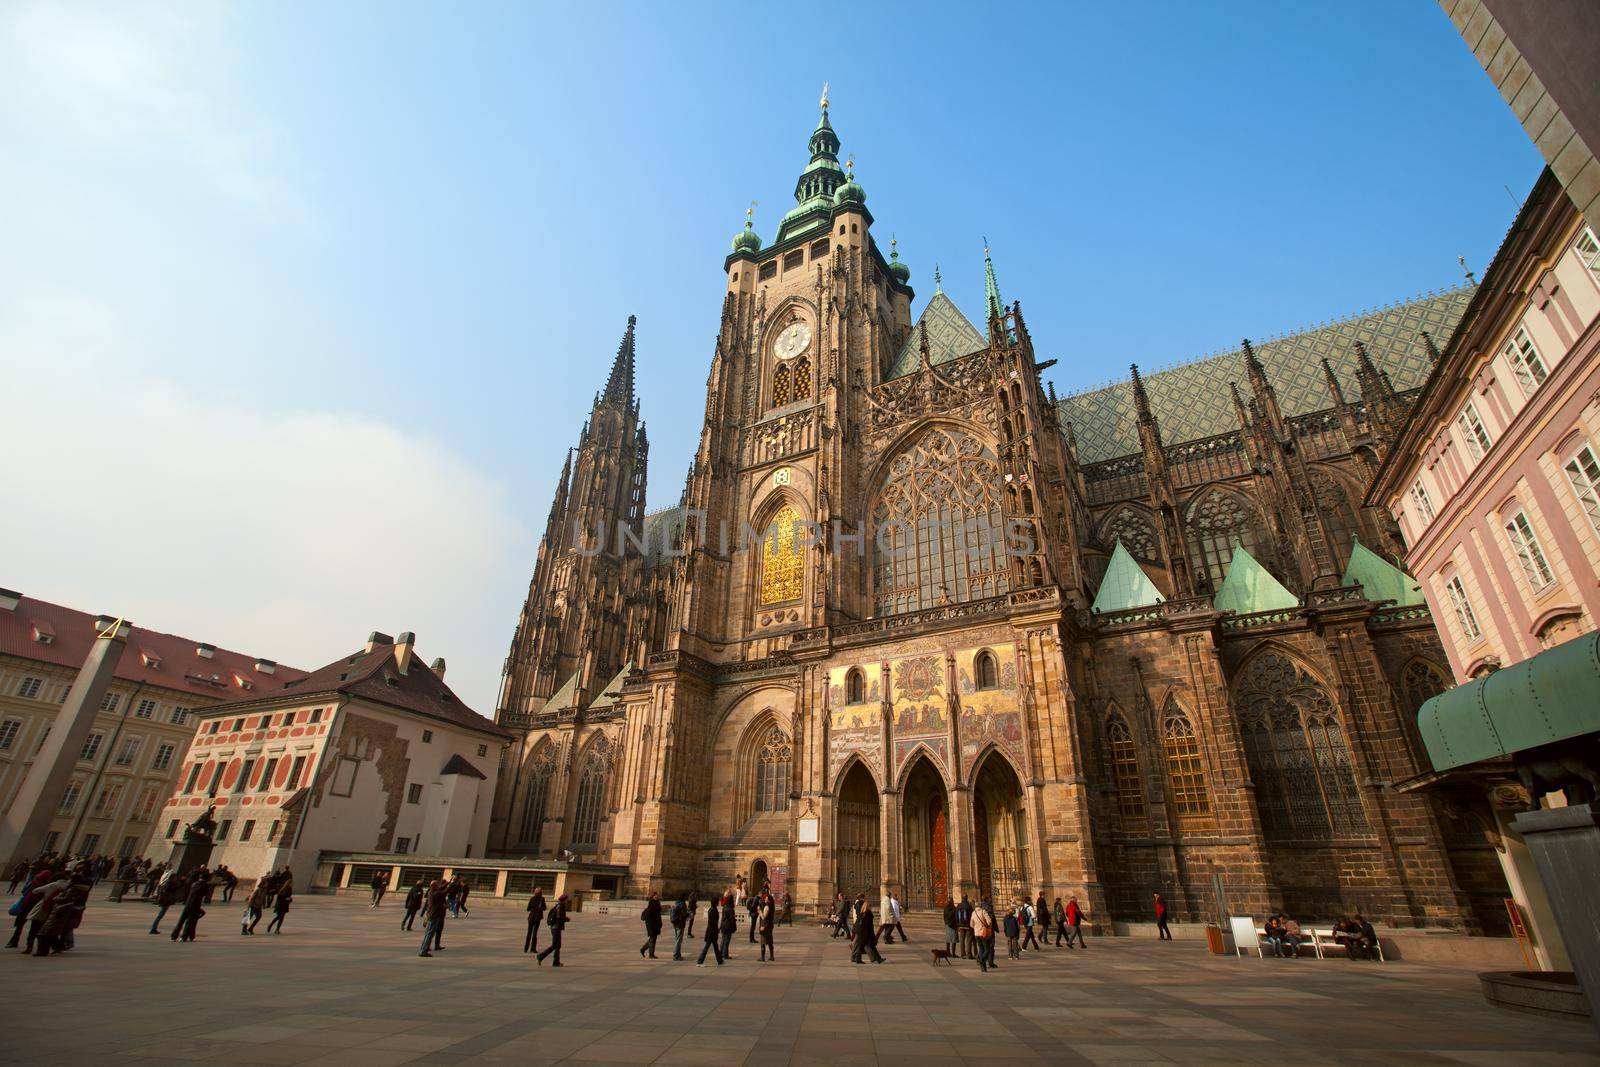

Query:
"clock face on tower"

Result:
[[774, 322, 811, 360]]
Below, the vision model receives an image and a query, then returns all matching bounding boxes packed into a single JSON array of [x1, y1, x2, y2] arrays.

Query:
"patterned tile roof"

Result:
[[1091, 542, 1164, 613], [885, 292, 988, 380], [1212, 541, 1299, 615], [642, 505, 686, 565], [1057, 286, 1476, 463]]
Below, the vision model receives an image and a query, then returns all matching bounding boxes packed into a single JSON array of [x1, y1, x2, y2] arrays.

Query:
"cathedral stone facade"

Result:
[[488, 99, 1511, 930]]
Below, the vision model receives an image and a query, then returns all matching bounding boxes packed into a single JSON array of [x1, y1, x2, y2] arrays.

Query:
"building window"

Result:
[[206, 720, 220, 734], [759, 260, 776, 281], [153, 743, 176, 772], [240, 820, 255, 842], [33, 726, 51, 755], [1456, 401, 1493, 462], [1577, 226, 1600, 285], [872, 426, 1011, 615], [759, 504, 805, 605], [166, 819, 180, 840], [267, 820, 280, 842], [771, 362, 793, 407], [1107, 715, 1146, 829], [80, 733, 104, 762], [974, 650, 999, 690], [234, 758, 256, 793], [845, 668, 865, 704], [1409, 479, 1436, 526], [1159, 709, 1210, 819], [170, 707, 190, 727], [395, 837, 411, 855], [58, 781, 83, 815], [1186, 488, 1278, 595], [1504, 327, 1549, 395], [310, 708, 324, 724], [783, 249, 804, 272], [231, 719, 244, 731], [1504, 510, 1555, 591], [256, 757, 277, 791], [407, 783, 423, 804], [754, 727, 792, 813], [134, 698, 157, 719], [477, 744, 488, 757], [133, 785, 159, 821], [119, 835, 139, 858], [519, 745, 556, 846], [422, 730, 433, 743], [1444, 574, 1483, 642], [99, 693, 120, 713], [1564, 444, 1600, 540], [288, 755, 307, 788], [793, 356, 813, 401], [330, 757, 359, 796], [93, 783, 123, 815], [0, 719, 19, 750], [183, 763, 202, 792], [114, 738, 141, 766], [216, 819, 231, 841], [570, 738, 612, 848], [42, 831, 59, 852], [17, 677, 43, 700], [80, 833, 99, 855]]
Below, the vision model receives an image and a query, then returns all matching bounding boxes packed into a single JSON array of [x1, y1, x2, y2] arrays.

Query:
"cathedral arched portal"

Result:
[[899, 753, 950, 908], [834, 759, 881, 903], [972, 749, 1029, 903]]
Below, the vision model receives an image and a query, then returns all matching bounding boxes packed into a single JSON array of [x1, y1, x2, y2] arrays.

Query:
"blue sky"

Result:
[[0, 1, 1542, 716]]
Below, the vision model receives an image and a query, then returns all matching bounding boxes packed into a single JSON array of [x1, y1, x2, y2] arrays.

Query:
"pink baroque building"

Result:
[[1370, 166, 1600, 969]]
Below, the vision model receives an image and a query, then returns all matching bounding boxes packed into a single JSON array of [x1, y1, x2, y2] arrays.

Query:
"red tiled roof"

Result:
[[197, 638, 510, 740], [0, 589, 308, 699]]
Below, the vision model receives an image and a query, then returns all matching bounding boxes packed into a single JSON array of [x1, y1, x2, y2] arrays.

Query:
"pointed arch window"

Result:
[[1160, 708, 1212, 821], [754, 727, 792, 812], [845, 667, 865, 704], [792, 356, 813, 401], [872, 426, 1010, 615], [975, 651, 998, 690], [771, 363, 793, 408], [1186, 489, 1281, 594], [1236, 652, 1368, 840], [1107, 714, 1147, 829], [518, 745, 556, 847], [571, 739, 611, 849], [760, 504, 805, 604]]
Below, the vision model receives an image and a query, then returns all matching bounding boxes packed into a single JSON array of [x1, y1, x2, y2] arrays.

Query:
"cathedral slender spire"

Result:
[[604, 315, 637, 405], [983, 239, 1005, 337], [933, 263, 942, 293], [1420, 330, 1443, 366], [1130, 363, 1154, 423]]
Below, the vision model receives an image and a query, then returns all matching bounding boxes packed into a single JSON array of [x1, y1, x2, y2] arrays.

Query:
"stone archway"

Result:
[[973, 750, 1029, 904], [835, 761, 881, 903], [751, 858, 769, 895], [900, 755, 950, 909]]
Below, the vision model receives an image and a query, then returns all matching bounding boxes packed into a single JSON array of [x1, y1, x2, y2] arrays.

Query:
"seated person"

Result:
[[1354, 914, 1378, 960], [1282, 916, 1302, 958], [1331, 916, 1363, 959], [1262, 915, 1285, 957]]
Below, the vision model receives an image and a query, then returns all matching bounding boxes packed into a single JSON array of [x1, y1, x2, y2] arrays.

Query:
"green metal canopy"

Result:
[[1212, 539, 1298, 615], [1419, 631, 1600, 772], [1092, 541, 1164, 614], [1342, 536, 1426, 607]]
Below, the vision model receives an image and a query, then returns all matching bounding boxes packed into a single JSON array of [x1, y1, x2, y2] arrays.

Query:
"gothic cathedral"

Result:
[[489, 97, 1510, 930]]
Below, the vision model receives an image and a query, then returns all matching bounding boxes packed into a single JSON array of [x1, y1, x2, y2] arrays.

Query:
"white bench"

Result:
[[1231, 917, 1381, 960], [1311, 927, 1385, 961]]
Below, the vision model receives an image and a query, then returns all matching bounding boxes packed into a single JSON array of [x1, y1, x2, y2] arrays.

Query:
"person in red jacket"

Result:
[[1154, 892, 1172, 940]]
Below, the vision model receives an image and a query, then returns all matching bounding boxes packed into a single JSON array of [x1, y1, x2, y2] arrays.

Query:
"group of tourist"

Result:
[[5, 855, 92, 956]]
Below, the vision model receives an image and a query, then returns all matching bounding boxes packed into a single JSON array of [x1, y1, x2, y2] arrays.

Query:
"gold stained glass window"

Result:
[[792, 356, 813, 400], [1107, 714, 1147, 827], [1161, 710, 1211, 819], [772, 363, 793, 407], [760, 505, 804, 604]]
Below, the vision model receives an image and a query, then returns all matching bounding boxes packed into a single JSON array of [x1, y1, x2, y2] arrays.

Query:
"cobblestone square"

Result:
[[1, 895, 1595, 1066]]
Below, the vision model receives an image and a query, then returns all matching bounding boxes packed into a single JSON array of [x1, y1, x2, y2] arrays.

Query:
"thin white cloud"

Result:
[[0, 0, 293, 211], [0, 290, 524, 719]]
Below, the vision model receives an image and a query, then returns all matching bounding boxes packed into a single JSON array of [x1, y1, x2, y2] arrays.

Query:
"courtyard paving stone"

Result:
[[0, 894, 1594, 1065]]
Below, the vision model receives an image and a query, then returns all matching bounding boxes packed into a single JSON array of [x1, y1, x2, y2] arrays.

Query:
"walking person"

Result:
[[171, 872, 210, 942], [266, 882, 293, 934], [1154, 892, 1172, 940], [369, 869, 388, 908], [457, 879, 471, 917], [942, 896, 960, 958], [956, 894, 974, 958], [1052, 897, 1068, 947], [218, 866, 238, 903], [696, 896, 724, 967], [851, 896, 884, 964], [1020, 899, 1041, 952], [718, 893, 737, 961], [536, 894, 570, 966], [747, 890, 759, 943], [1067, 896, 1087, 948], [242, 884, 267, 934], [32, 872, 89, 957], [402, 881, 424, 932], [1004, 907, 1022, 960], [524, 887, 546, 953], [19, 870, 71, 954], [887, 891, 908, 943], [972, 898, 997, 972], [418, 879, 448, 957], [685, 892, 698, 939], [780, 893, 793, 926], [669, 893, 688, 960], [640, 891, 663, 959], [149, 871, 181, 936], [829, 892, 849, 938], [757, 891, 776, 961]]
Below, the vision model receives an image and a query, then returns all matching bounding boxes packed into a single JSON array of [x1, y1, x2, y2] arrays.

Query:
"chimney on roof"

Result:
[[429, 657, 446, 681], [394, 632, 416, 675], [254, 659, 277, 675], [0, 588, 19, 611], [196, 643, 216, 659], [365, 631, 393, 654]]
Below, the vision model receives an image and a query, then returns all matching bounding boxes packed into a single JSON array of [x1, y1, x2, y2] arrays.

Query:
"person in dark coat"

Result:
[[402, 881, 425, 931], [148, 871, 180, 936], [242, 884, 267, 934], [171, 873, 210, 942], [536, 894, 569, 966], [685, 892, 698, 938], [266, 882, 293, 934], [8, 865, 56, 948], [640, 892, 663, 959], [369, 869, 388, 908], [32, 874, 89, 957], [524, 888, 546, 953], [1154, 893, 1172, 940], [780, 893, 793, 926], [418, 879, 448, 957], [746, 891, 760, 943], [669, 894, 688, 960], [851, 896, 883, 964], [718, 893, 737, 961], [943, 896, 960, 955], [757, 891, 776, 961], [696, 895, 724, 966], [956, 894, 974, 958]]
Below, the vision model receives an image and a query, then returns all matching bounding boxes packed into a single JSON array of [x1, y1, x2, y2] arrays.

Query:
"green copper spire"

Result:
[[887, 234, 910, 284], [1091, 542, 1165, 613], [1213, 539, 1298, 614], [776, 86, 848, 244], [1342, 536, 1426, 607], [983, 239, 1005, 340]]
